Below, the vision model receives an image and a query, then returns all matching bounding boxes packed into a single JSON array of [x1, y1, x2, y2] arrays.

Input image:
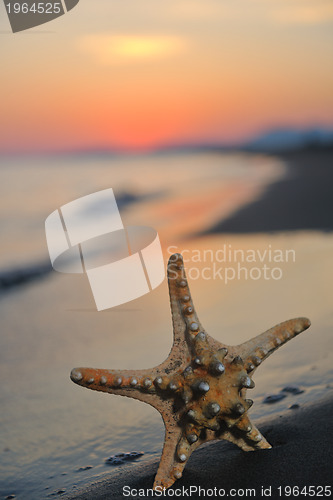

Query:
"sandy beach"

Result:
[[205, 147, 333, 234], [1, 149, 332, 500], [63, 392, 333, 499]]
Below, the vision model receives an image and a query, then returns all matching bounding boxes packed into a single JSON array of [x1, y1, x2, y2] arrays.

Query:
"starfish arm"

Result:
[[167, 253, 205, 339], [153, 417, 184, 490], [70, 366, 166, 409], [237, 317, 311, 373], [222, 414, 272, 451], [153, 416, 202, 490], [167, 253, 228, 355], [166, 253, 207, 364]]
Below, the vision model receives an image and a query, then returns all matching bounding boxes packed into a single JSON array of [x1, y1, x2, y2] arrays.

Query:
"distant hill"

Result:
[[149, 127, 333, 155], [243, 127, 333, 153], [2, 127, 333, 158]]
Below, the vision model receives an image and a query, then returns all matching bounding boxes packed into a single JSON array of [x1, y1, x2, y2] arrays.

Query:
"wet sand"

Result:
[[203, 147, 333, 234], [63, 392, 333, 499]]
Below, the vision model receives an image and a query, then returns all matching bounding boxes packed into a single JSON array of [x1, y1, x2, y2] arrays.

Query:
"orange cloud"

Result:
[[268, 0, 333, 25]]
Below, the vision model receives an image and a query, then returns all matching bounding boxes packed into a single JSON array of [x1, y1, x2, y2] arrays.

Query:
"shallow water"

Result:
[[0, 152, 332, 499], [0, 151, 283, 268]]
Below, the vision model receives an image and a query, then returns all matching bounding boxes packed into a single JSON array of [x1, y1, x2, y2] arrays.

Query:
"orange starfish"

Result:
[[70, 253, 311, 489]]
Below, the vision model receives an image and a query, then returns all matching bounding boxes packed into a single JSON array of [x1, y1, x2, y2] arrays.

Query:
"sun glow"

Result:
[[78, 34, 187, 64]]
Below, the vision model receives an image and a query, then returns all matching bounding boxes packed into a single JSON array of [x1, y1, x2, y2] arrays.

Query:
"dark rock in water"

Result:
[[128, 451, 144, 459], [77, 465, 93, 471], [281, 385, 304, 395], [289, 404, 300, 410], [57, 490, 66, 495], [105, 451, 144, 465], [263, 394, 287, 404], [6, 495, 16, 499], [264, 386, 304, 404], [111, 458, 123, 465]]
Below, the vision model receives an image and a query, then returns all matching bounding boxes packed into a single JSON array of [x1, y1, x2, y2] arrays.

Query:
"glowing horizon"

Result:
[[0, 0, 332, 153]]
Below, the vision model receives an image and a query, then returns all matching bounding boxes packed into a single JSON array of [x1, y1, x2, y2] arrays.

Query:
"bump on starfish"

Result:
[[70, 253, 311, 490]]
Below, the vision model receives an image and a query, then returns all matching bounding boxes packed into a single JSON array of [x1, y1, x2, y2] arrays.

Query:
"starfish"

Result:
[[70, 253, 311, 490]]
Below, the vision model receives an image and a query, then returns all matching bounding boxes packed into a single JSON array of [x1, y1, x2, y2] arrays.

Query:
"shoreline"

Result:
[[202, 147, 333, 235], [63, 391, 333, 499]]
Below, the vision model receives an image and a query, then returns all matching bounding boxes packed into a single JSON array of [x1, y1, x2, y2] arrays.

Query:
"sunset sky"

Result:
[[0, 0, 333, 152]]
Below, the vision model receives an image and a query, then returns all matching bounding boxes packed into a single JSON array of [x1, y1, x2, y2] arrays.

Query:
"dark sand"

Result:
[[204, 147, 333, 234], [63, 392, 333, 500]]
